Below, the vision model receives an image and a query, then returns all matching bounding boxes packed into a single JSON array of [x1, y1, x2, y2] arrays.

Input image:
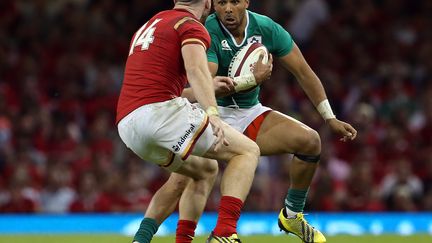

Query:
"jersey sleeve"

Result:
[[175, 17, 211, 51], [271, 22, 294, 57], [207, 32, 219, 64]]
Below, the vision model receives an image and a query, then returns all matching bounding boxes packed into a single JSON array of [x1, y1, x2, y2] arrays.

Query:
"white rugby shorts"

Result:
[[218, 103, 271, 133], [117, 97, 216, 172]]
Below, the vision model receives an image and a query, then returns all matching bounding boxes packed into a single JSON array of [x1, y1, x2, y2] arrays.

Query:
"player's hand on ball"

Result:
[[327, 118, 357, 142], [253, 53, 273, 84], [214, 76, 236, 97], [208, 115, 229, 151]]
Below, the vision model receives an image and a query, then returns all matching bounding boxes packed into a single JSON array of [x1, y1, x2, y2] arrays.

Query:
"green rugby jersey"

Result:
[[206, 10, 294, 108]]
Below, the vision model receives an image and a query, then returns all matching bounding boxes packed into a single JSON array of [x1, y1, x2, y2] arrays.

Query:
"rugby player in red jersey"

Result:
[[116, 1, 259, 242]]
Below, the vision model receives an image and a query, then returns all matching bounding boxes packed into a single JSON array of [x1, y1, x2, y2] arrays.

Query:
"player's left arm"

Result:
[[279, 43, 357, 141], [181, 75, 235, 102], [181, 63, 236, 102]]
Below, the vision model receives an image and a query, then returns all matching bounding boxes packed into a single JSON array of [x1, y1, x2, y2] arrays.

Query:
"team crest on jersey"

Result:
[[221, 40, 232, 51], [247, 36, 262, 44]]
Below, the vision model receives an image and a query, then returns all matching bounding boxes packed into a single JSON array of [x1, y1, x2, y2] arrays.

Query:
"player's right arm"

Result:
[[208, 63, 237, 97], [181, 73, 235, 102], [182, 44, 218, 111], [181, 44, 229, 150], [208, 62, 218, 76], [208, 56, 273, 96], [207, 63, 239, 96], [181, 63, 235, 101]]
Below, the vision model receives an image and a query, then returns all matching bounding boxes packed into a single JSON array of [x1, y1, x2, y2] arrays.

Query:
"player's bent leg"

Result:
[[175, 156, 219, 221], [202, 122, 260, 242], [255, 111, 321, 155], [133, 173, 191, 243], [280, 155, 326, 243], [175, 156, 219, 243], [203, 121, 260, 201], [289, 128, 321, 189], [134, 157, 219, 243], [254, 110, 322, 190], [125, 101, 258, 242], [144, 173, 191, 224], [255, 110, 321, 189], [253, 111, 325, 242], [121, 100, 223, 243]]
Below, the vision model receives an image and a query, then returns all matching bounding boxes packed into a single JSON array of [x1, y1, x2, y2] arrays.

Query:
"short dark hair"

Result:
[[175, 0, 202, 4]]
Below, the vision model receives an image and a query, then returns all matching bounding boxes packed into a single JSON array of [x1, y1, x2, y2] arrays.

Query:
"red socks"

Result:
[[213, 196, 244, 237], [176, 220, 197, 243], [176, 196, 244, 241]]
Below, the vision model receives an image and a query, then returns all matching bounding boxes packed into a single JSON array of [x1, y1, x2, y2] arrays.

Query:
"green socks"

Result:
[[284, 188, 309, 215], [133, 218, 159, 243]]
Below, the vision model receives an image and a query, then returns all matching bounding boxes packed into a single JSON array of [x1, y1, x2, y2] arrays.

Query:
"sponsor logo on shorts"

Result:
[[172, 124, 196, 152]]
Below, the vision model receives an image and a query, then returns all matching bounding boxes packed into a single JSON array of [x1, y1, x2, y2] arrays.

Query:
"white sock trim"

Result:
[[285, 206, 300, 218]]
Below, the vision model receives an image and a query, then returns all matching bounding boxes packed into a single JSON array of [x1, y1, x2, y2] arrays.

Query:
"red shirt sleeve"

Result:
[[175, 17, 211, 50]]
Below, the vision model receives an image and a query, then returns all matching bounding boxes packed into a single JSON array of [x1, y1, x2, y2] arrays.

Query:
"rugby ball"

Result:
[[228, 43, 269, 92]]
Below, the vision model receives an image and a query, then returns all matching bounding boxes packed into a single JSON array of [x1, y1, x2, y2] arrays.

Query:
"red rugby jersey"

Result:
[[116, 9, 211, 123]]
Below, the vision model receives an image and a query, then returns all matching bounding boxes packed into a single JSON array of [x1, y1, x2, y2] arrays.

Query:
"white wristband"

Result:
[[317, 99, 336, 120], [233, 74, 257, 92], [206, 106, 219, 117]]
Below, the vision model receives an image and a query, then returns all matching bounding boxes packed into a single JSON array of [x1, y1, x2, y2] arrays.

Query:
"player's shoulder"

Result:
[[160, 9, 204, 29], [205, 13, 219, 32], [248, 10, 277, 29]]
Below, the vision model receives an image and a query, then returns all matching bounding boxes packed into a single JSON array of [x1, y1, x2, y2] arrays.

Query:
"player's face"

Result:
[[214, 0, 249, 31]]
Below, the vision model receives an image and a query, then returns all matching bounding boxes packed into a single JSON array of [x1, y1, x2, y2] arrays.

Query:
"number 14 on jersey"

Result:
[[129, 19, 162, 56]]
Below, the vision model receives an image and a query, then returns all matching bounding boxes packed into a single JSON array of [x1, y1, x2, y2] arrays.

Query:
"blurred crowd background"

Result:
[[0, 0, 431, 214]]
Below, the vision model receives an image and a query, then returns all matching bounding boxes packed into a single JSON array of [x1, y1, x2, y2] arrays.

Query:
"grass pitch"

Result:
[[1, 234, 431, 243]]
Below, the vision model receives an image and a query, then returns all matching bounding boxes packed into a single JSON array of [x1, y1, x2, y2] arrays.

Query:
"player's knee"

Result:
[[197, 161, 218, 190], [245, 141, 260, 161], [194, 159, 218, 181], [204, 159, 219, 179], [298, 129, 321, 154], [169, 177, 190, 195]]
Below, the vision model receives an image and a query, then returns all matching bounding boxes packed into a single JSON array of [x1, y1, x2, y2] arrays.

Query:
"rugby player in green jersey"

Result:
[[185, 0, 358, 242]]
